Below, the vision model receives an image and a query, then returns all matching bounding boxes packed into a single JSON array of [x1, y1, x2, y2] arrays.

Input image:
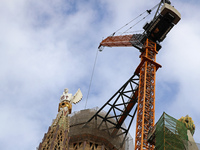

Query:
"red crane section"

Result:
[[99, 35, 133, 48]]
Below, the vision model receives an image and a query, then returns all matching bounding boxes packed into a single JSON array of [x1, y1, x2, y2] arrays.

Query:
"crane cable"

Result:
[[121, 13, 151, 35], [84, 3, 159, 109], [111, 3, 159, 36], [111, 10, 147, 36], [85, 48, 99, 109]]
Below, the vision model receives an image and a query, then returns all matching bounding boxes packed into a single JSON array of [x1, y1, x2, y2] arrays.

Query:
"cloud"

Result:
[[156, 1, 200, 141], [0, 0, 200, 149]]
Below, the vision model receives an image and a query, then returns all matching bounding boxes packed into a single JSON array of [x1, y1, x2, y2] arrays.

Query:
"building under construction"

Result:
[[38, 98, 134, 150], [69, 108, 133, 150], [38, 103, 199, 150], [38, 0, 200, 150]]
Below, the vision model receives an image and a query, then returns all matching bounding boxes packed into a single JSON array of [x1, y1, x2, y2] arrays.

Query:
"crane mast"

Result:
[[134, 39, 161, 150], [89, 1, 181, 149], [100, 37, 162, 149]]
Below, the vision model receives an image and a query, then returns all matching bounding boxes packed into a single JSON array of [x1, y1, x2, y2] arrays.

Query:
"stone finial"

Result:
[[179, 115, 195, 135]]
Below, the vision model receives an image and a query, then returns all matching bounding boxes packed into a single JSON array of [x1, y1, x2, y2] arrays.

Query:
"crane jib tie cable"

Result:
[[85, 2, 159, 109], [111, 3, 159, 36]]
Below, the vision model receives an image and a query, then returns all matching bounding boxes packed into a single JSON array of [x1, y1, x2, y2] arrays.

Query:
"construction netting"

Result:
[[155, 112, 188, 150]]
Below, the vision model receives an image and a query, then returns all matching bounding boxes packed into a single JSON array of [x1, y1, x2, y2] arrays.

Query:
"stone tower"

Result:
[[38, 89, 82, 150]]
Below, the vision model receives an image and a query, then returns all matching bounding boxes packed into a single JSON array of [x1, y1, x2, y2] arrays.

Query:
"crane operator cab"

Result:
[[142, 2, 181, 48]]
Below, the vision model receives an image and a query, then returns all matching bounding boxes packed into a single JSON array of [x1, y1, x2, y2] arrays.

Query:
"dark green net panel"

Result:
[[155, 112, 188, 150]]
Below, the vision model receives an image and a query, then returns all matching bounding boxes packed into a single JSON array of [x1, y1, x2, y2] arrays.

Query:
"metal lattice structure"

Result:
[[135, 39, 161, 150], [87, 74, 139, 148]]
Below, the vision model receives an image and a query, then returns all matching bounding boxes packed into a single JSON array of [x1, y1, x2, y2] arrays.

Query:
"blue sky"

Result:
[[0, 0, 200, 149]]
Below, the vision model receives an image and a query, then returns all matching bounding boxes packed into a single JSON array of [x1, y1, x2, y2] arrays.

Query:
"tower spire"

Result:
[[38, 88, 82, 150]]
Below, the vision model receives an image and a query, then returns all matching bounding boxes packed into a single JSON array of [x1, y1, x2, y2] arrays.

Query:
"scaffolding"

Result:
[[155, 112, 188, 150], [69, 108, 134, 150]]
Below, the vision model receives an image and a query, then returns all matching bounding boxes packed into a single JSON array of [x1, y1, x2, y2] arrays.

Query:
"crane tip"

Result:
[[98, 45, 104, 52]]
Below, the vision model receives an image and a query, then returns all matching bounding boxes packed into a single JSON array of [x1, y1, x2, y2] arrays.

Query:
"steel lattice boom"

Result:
[[87, 74, 139, 148]]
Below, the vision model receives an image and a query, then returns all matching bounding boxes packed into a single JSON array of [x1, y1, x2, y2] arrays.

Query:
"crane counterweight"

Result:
[[143, 3, 181, 43]]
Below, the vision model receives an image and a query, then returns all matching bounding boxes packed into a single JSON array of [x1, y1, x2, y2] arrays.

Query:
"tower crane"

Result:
[[87, 0, 181, 149]]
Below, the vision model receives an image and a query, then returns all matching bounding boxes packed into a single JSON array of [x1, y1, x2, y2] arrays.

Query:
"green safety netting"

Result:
[[155, 112, 188, 150]]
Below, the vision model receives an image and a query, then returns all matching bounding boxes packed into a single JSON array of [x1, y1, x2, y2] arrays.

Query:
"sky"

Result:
[[0, 0, 200, 149]]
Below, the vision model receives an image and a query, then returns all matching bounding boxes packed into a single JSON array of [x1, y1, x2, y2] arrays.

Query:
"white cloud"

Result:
[[156, 0, 200, 142], [0, 0, 200, 149]]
